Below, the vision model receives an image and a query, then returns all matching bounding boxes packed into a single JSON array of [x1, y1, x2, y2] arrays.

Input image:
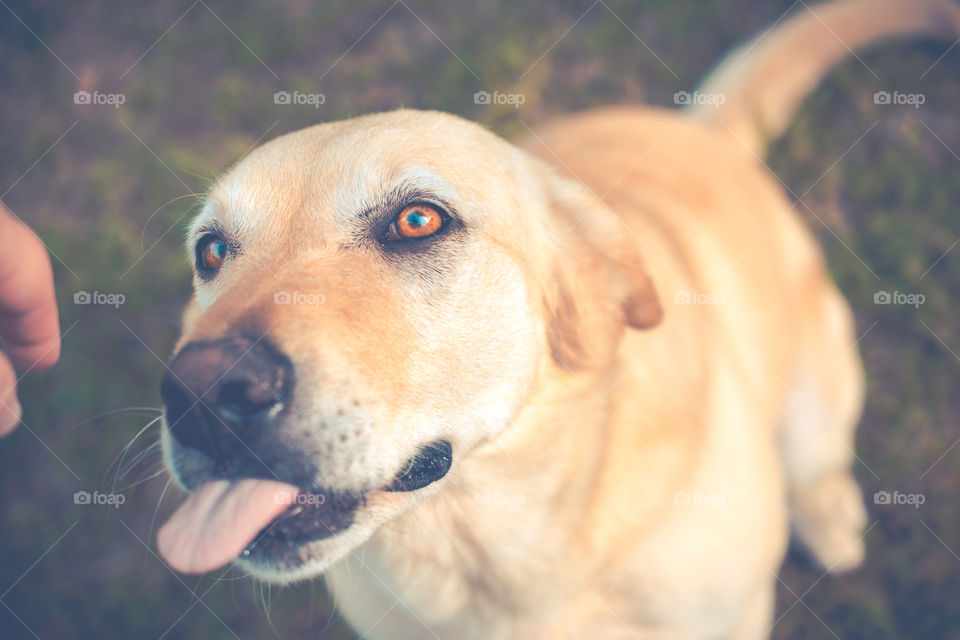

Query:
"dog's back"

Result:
[[335, 2, 960, 635], [510, 1, 959, 637]]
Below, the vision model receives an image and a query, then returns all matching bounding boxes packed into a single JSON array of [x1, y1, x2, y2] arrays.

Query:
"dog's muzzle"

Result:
[[158, 333, 454, 569], [161, 334, 294, 478]]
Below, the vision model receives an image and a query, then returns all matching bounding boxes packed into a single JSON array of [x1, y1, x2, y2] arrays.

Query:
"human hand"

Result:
[[0, 203, 60, 435]]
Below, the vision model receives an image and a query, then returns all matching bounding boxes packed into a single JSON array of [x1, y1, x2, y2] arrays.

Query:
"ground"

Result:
[[0, 1, 958, 638]]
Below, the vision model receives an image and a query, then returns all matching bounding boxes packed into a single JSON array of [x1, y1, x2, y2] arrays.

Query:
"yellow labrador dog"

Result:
[[156, 0, 959, 637]]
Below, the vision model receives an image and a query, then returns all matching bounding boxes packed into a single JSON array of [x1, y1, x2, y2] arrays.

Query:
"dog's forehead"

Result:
[[198, 110, 511, 240]]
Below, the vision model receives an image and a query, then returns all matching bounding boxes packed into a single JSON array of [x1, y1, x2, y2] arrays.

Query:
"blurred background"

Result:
[[1, 0, 958, 638]]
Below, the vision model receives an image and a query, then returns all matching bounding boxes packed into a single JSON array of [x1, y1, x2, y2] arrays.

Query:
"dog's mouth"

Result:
[[241, 487, 364, 565], [158, 440, 452, 574]]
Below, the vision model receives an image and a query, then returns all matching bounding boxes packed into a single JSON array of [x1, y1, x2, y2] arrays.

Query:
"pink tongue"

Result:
[[158, 479, 299, 574]]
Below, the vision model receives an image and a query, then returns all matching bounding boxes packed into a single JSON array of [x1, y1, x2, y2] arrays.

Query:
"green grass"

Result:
[[0, 1, 958, 638]]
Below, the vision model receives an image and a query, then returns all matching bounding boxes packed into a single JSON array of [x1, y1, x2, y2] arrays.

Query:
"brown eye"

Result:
[[197, 235, 228, 272], [387, 204, 444, 240]]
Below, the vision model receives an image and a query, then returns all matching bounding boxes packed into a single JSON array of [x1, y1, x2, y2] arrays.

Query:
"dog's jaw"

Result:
[[161, 411, 458, 582], [236, 511, 377, 584], [236, 475, 452, 584]]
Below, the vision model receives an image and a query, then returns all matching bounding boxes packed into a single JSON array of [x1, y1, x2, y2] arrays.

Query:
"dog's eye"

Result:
[[196, 235, 228, 272], [386, 204, 444, 240]]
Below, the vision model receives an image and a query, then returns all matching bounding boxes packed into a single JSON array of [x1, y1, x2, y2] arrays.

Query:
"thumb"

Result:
[[0, 350, 22, 437]]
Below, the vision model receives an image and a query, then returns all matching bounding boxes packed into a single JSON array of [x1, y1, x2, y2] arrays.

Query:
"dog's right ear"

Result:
[[538, 171, 662, 371]]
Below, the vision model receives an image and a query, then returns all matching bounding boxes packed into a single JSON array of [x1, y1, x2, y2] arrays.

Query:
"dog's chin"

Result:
[[237, 515, 378, 584], [235, 484, 437, 584], [161, 439, 454, 583]]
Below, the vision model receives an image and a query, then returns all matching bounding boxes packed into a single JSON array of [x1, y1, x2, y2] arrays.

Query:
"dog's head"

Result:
[[157, 109, 661, 583]]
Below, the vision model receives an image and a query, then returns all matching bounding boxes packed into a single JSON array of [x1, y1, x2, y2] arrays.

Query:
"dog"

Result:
[[156, 1, 960, 637]]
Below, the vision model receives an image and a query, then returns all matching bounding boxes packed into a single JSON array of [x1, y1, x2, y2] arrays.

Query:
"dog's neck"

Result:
[[326, 356, 633, 637]]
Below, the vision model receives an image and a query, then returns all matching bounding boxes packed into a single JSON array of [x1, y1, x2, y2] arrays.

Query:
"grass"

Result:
[[0, 1, 958, 637]]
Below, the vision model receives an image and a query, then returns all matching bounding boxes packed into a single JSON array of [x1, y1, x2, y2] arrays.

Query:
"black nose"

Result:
[[161, 335, 293, 464]]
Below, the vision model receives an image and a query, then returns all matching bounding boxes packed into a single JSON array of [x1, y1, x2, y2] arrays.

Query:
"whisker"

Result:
[[113, 440, 163, 487], [264, 583, 276, 634], [316, 582, 342, 638], [256, 581, 266, 617], [59, 406, 162, 440], [212, 567, 253, 583], [115, 465, 167, 494], [107, 416, 164, 491], [146, 476, 174, 555], [179, 170, 218, 189], [109, 416, 162, 476], [139, 192, 207, 250]]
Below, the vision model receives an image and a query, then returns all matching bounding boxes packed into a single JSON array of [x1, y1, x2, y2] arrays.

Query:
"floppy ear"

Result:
[[540, 173, 662, 370]]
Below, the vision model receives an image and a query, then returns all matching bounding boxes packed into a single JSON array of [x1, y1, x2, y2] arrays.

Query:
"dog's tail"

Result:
[[687, 0, 960, 155]]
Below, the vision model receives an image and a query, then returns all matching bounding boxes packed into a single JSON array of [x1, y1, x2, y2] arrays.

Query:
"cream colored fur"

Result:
[[164, 1, 959, 637]]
